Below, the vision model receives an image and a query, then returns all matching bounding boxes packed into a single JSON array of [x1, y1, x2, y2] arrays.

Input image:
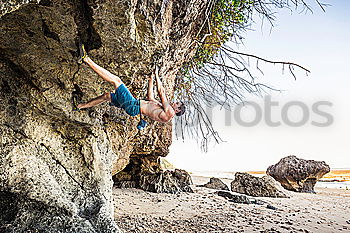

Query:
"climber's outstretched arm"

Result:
[[147, 74, 155, 101], [155, 70, 168, 105], [155, 69, 175, 121]]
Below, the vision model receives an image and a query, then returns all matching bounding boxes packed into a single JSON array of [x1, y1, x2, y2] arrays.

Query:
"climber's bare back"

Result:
[[140, 99, 175, 123]]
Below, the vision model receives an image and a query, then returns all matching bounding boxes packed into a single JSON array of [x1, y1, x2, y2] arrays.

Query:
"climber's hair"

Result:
[[176, 102, 186, 116]]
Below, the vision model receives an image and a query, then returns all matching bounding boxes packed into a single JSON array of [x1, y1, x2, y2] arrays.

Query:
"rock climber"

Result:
[[73, 45, 186, 124]]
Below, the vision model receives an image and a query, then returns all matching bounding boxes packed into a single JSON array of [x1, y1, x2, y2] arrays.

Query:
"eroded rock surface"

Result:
[[198, 177, 229, 191], [0, 0, 40, 17], [267, 155, 330, 193], [139, 169, 193, 193], [230, 172, 289, 198], [114, 156, 193, 193], [0, 0, 208, 232]]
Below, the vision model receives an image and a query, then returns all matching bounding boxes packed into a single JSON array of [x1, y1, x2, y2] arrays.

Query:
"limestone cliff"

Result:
[[0, 0, 208, 232]]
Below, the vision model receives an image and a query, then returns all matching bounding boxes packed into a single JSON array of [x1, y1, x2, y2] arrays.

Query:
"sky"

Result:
[[167, 0, 350, 172]]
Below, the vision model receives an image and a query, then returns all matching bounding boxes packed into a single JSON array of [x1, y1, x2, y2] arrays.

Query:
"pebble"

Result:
[[266, 204, 277, 210]]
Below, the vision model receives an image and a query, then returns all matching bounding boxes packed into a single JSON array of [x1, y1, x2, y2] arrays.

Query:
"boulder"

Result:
[[216, 191, 251, 204], [0, 0, 209, 231], [139, 169, 193, 193], [230, 172, 289, 198], [267, 155, 330, 193], [198, 177, 229, 191], [114, 156, 193, 194]]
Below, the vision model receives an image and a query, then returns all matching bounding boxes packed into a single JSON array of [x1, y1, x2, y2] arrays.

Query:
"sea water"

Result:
[[191, 170, 350, 190], [315, 181, 350, 190]]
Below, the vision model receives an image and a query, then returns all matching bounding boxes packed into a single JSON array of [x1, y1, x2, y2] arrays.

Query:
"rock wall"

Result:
[[0, 0, 40, 17], [0, 0, 208, 232]]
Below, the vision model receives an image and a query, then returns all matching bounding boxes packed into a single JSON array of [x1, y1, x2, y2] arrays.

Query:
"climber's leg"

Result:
[[84, 56, 123, 89], [77, 92, 111, 109]]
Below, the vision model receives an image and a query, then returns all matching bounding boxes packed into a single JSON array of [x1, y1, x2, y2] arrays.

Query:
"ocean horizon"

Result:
[[190, 169, 350, 189]]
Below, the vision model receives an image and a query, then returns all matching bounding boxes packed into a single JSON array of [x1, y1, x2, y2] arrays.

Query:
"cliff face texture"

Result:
[[0, 0, 208, 232]]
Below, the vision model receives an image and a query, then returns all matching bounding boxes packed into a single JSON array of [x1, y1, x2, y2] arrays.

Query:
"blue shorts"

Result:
[[110, 84, 140, 117]]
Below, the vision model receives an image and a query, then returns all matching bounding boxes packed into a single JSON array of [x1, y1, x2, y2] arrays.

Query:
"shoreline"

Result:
[[190, 174, 350, 190], [189, 170, 350, 189], [114, 174, 350, 233]]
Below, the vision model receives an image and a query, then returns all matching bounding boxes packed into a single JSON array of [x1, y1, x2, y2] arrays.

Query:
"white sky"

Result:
[[167, 1, 350, 172]]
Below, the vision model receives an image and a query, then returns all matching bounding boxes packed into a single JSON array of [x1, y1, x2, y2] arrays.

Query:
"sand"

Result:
[[113, 176, 350, 233]]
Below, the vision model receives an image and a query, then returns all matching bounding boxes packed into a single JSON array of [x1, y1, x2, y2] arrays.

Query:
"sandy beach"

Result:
[[113, 175, 350, 233]]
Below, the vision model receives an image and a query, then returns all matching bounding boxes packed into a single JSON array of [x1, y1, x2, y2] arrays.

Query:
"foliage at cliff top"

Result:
[[176, 0, 253, 101], [197, 0, 253, 66]]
